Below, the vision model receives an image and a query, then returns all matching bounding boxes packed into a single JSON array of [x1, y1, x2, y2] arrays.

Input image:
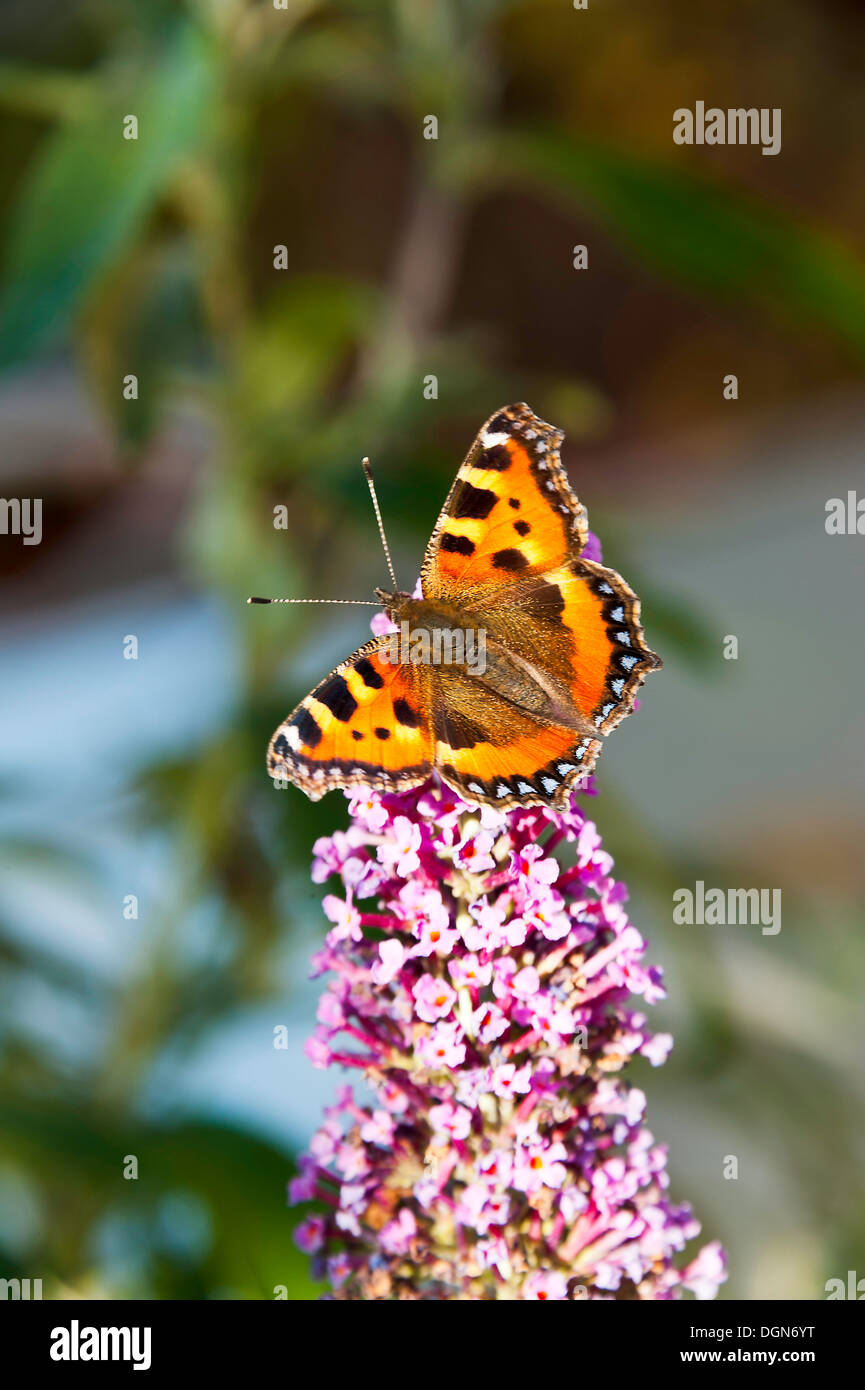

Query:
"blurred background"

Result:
[[0, 0, 863, 1300]]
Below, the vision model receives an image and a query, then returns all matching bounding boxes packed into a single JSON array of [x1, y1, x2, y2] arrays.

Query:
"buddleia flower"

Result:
[[289, 775, 726, 1301]]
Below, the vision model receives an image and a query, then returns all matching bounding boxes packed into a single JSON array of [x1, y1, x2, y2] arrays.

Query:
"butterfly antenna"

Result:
[[247, 597, 379, 605], [362, 457, 398, 592]]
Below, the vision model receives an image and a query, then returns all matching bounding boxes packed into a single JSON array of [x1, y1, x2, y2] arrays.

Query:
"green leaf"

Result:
[[0, 23, 214, 370], [488, 129, 865, 358]]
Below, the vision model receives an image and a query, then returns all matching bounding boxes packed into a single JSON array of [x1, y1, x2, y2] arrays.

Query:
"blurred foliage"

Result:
[[0, 21, 214, 368], [486, 128, 865, 356], [0, 0, 863, 1300]]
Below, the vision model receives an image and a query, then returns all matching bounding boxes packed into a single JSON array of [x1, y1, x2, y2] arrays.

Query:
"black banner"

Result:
[[1, 1297, 857, 1376]]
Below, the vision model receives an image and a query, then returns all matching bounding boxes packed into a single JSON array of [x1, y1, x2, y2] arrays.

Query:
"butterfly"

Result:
[[265, 404, 661, 811]]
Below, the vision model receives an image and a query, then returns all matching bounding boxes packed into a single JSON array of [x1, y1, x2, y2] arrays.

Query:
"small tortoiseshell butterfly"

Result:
[[264, 403, 661, 810]]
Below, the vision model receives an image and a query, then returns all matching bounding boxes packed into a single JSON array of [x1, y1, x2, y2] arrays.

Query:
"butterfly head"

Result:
[[374, 586, 416, 623]]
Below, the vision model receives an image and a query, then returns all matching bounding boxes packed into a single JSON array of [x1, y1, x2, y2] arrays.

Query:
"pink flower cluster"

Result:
[[290, 779, 725, 1301]]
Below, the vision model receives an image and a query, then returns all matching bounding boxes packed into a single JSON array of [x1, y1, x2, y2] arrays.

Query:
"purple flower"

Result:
[[412, 973, 457, 1023], [291, 776, 726, 1300]]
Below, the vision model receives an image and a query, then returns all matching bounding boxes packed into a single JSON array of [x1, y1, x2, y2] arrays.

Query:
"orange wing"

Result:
[[429, 669, 600, 811], [500, 554, 661, 737], [268, 635, 434, 799], [420, 403, 587, 607], [427, 557, 660, 810]]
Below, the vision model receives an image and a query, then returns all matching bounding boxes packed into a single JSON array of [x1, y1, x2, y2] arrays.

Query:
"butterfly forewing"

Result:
[[420, 403, 587, 607]]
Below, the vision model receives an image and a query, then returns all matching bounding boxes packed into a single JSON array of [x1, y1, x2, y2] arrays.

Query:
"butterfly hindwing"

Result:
[[268, 635, 434, 800], [430, 669, 600, 811], [474, 555, 661, 743], [562, 555, 661, 736]]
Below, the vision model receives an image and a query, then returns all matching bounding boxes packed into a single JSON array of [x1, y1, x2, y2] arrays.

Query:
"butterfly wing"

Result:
[[497, 554, 660, 729], [268, 634, 434, 800], [420, 403, 660, 806], [420, 402, 587, 606], [430, 667, 599, 810]]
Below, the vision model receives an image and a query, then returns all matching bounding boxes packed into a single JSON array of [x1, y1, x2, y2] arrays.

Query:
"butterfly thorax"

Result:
[[374, 587, 600, 740], [375, 587, 480, 636]]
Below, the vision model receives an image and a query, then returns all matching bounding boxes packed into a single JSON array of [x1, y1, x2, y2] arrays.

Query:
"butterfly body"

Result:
[[376, 586, 601, 741], [267, 404, 661, 810]]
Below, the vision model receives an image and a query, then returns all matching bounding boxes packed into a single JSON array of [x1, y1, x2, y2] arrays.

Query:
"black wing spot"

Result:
[[492, 547, 528, 572], [394, 697, 422, 728], [351, 729, 363, 741], [453, 483, 497, 520], [509, 497, 520, 510], [513, 520, 531, 536], [478, 444, 510, 471], [522, 579, 566, 624], [433, 708, 487, 749], [488, 413, 511, 434], [374, 726, 391, 740], [440, 533, 475, 556], [355, 657, 384, 689], [314, 674, 357, 721], [291, 708, 323, 749]]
